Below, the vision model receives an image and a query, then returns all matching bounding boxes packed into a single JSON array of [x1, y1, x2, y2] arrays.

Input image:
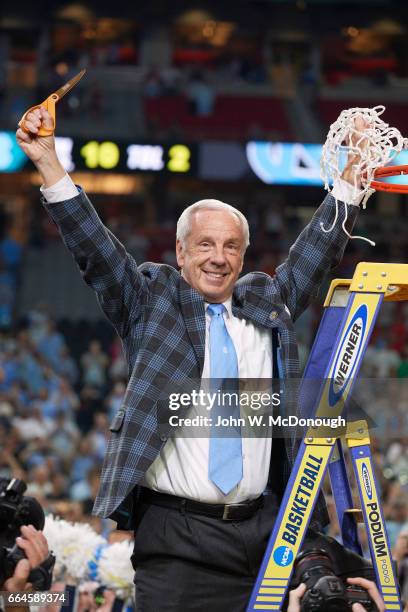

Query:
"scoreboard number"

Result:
[[80, 141, 120, 169], [167, 144, 190, 173]]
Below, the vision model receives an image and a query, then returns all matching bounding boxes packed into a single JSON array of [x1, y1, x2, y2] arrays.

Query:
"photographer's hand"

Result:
[[3, 559, 31, 612], [347, 577, 385, 612], [4, 526, 49, 592], [15, 525, 49, 568], [3, 558, 31, 593], [287, 577, 385, 612], [287, 583, 307, 612]]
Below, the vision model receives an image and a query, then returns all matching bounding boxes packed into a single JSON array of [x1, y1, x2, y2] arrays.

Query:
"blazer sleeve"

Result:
[[274, 194, 359, 322], [42, 189, 148, 338]]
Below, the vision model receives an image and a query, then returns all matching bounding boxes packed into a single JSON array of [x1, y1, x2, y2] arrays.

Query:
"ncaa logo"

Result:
[[273, 546, 294, 567], [362, 463, 372, 500]]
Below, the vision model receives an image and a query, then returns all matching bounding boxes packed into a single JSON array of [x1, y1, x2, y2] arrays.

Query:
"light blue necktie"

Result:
[[207, 303, 243, 494]]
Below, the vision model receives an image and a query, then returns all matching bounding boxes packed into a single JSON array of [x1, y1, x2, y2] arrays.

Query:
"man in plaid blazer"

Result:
[[17, 109, 378, 611]]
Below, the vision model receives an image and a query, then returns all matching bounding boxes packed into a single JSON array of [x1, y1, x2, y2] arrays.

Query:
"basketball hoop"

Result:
[[372, 165, 408, 193]]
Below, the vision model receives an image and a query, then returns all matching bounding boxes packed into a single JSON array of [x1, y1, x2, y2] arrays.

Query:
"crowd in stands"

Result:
[[0, 210, 22, 328], [1, 11, 408, 141], [0, 305, 120, 534]]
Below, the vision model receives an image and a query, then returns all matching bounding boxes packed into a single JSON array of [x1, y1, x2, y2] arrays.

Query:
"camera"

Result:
[[291, 549, 378, 611], [0, 477, 53, 590]]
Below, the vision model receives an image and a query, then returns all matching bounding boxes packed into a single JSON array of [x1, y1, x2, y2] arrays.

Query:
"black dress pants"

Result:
[[131, 494, 374, 612]]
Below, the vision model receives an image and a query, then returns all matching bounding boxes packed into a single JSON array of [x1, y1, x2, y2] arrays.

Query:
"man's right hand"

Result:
[[16, 107, 66, 187]]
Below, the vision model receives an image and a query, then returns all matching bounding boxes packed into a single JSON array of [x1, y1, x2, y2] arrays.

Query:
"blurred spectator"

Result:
[[26, 463, 53, 500], [109, 337, 127, 381], [186, 71, 215, 116], [32, 387, 58, 420], [397, 343, 408, 378], [363, 332, 400, 378], [48, 378, 80, 419], [80, 340, 109, 389], [37, 320, 65, 370], [70, 464, 101, 510], [77, 384, 103, 433], [48, 471, 70, 501], [16, 330, 48, 394], [49, 410, 80, 460], [0, 210, 22, 327], [27, 305, 51, 345], [105, 381, 125, 421], [386, 496, 408, 548], [394, 530, 408, 604], [143, 69, 164, 97], [71, 437, 98, 484], [88, 412, 109, 461], [385, 438, 408, 483], [55, 345, 79, 386], [13, 405, 53, 440]]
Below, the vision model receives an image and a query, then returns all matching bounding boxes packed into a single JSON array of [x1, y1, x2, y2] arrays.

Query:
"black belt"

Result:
[[141, 488, 264, 521]]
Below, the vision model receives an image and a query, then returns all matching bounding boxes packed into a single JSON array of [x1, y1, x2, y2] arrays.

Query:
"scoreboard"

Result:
[[1, 131, 407, 187], [0, 132, 196, 175], [79, 141, 193, 173]]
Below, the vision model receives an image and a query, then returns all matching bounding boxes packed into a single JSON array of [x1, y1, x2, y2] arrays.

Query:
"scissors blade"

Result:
[[53, 69, 86, 100]]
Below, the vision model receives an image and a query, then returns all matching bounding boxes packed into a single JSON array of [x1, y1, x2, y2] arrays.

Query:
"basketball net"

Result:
[[320, 105, 408, 245]]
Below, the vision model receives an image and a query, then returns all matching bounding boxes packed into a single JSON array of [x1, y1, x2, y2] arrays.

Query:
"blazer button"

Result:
[[160, 434, 168, 442], [269, 310, 278, 320]]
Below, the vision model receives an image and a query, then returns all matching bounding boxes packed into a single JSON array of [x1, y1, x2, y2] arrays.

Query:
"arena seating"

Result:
[[144, 95, 292, 140]]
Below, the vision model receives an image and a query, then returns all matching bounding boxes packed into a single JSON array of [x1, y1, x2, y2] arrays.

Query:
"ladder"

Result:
[[247, 262, 408, 611]]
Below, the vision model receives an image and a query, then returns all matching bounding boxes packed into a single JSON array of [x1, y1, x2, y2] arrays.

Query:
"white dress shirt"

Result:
[[144, 299, 274, 503], [41, 173, 364, 503]]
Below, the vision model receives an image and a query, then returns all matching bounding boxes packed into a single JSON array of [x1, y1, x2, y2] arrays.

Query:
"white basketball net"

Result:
[[320, 105, 408, 245]]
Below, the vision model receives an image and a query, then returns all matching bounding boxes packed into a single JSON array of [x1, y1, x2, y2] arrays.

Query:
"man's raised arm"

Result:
[[273, 118, 370, 322], [16, 107, 147, 338]]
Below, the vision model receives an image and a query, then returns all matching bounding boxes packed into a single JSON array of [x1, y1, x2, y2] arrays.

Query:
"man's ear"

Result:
[[176, 239, 184, 268]]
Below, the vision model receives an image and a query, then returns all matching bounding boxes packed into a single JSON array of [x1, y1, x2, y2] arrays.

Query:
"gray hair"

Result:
[[176, 199, 250, 249]]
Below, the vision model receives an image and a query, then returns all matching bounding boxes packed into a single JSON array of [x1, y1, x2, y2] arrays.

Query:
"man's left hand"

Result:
[[341, 117, 371, 189]]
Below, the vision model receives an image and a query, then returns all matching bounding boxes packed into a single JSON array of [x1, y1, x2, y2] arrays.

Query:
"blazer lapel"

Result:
[[179, 276, 206, 374]]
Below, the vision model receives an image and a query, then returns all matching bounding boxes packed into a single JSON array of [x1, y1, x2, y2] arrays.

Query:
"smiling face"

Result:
[[176, 208, 245, 303]]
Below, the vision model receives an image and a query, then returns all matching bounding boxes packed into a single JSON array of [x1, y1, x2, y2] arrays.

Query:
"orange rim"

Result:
[[371, 165, 408, 193]]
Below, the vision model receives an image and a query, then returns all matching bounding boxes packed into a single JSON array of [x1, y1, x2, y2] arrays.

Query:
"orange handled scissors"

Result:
[[18, 69, 86, 136]]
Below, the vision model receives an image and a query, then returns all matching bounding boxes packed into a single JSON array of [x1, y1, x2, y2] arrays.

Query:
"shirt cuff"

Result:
[[331, 177, 365, 207], [40, 174, 79, 203]]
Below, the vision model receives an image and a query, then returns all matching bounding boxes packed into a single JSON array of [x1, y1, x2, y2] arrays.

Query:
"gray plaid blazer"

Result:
[[43, 191, 358, 530]]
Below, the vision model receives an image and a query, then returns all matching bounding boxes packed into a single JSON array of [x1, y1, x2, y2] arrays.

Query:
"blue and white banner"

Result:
[[246, 141, 408, 186]]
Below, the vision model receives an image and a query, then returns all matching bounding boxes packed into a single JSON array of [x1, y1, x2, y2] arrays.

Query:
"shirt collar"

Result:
[[205, 297, 233, 318]]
